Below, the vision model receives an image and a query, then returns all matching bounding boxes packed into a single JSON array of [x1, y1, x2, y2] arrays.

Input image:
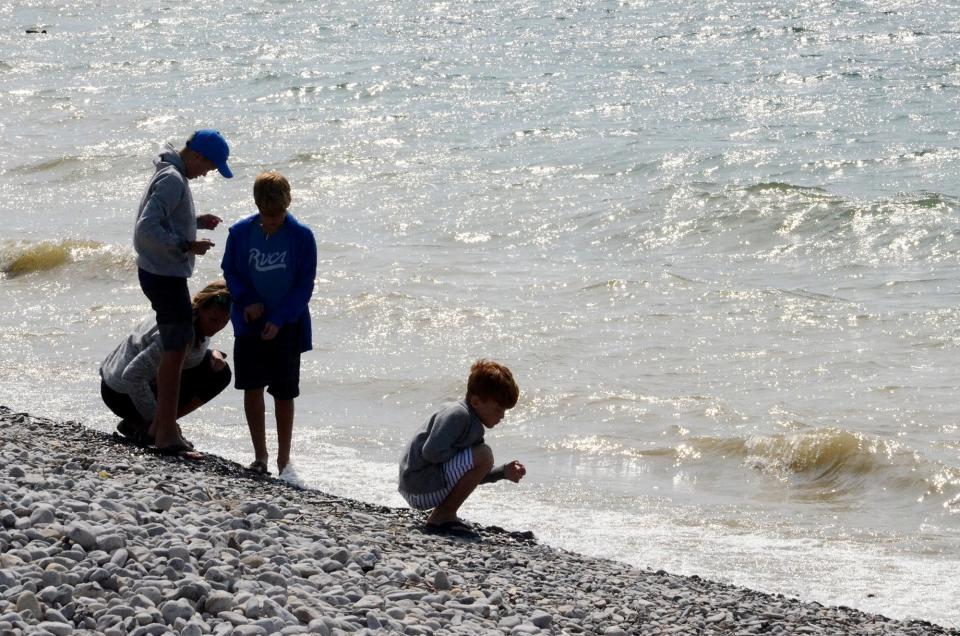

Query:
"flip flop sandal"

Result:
[[424, 520, 480, 538], [153, 441, 203, 461], [116, 420, 153, 446], [247, 459, 270, 475]]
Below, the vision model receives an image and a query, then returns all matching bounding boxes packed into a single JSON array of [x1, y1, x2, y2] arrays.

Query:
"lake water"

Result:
[[2, 0, 959, 627]]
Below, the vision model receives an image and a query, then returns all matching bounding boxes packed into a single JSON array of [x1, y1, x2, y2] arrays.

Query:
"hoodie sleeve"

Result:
[[265, 224, 317, 327], [134, 172, 189, 252], [221, 224, 259, 310], [420, 407, 474, 464]]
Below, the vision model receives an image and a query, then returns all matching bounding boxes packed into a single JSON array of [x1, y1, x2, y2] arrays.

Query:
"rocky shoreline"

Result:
[[0, 406, 955, 636]]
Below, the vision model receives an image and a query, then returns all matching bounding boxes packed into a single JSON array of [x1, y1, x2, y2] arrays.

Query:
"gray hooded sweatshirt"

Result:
[[99, 317, 210, 422], [399, 399, 504, 495], [133, 144, 198, 278]]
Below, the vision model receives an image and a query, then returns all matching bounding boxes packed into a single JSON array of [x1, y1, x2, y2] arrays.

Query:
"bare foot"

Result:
[[426, 512, 464, 526]]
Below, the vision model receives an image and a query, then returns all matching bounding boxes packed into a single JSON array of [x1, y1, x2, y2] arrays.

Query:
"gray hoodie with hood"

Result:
[[133, 144, 198, 278], [399, 400, 485, 495], [398, 399, 509, 495], [99, 316, 210, 423]]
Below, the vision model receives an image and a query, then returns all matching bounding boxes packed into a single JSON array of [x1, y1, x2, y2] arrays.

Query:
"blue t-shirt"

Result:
[[248, 221, 294, 314]]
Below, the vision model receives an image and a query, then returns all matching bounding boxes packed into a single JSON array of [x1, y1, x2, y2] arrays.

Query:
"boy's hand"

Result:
[[504, 460, 526, 483], [244, 303, 264, 323], [188, 238, 215, 255], [261, 322, 279, 341], [209, 350, 227, 372], [196, 214, 222, 230]]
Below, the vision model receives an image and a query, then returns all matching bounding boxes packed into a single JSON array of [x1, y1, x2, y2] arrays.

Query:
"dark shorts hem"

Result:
[[233, 321, 302, 399], [138, 268, 194, 351]]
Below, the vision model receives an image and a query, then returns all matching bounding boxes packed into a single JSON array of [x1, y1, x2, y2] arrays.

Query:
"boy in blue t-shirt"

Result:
[[221, 171, 317, 476]]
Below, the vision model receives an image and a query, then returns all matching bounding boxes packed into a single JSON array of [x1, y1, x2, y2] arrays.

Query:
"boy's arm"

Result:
[[118, 342, 164, 423], [481, 466, 506, 484], [265, 228, 317, 326], [420, 410, 471, 464], [220, 229, 257, 308], [482, 460, 526, 484], [134, 173, 190, 253]]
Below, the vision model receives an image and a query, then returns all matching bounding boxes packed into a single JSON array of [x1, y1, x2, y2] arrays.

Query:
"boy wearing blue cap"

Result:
[[133, 129, 233, 455]]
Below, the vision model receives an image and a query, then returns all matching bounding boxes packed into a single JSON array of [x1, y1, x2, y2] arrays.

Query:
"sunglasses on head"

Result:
[[210, 294, 232, 309]]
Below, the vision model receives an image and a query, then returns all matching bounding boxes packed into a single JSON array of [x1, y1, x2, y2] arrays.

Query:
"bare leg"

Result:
[[169, 397, 205, 444], [274, 398, 294, 474], [427, 444, 494, 526], [150, 348, 188, 447], [177, 397, 204, 419], [244, 388, 268, 464]]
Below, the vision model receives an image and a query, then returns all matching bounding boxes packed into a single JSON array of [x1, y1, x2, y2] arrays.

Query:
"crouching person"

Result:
[[398, 359, 526, 536], [99, 280, 233, 458]]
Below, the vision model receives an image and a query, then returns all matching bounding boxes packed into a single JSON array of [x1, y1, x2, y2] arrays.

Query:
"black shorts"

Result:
[[138, 268, 193, 351], [233, 321, 302, 400], [101, 351, 232, 423]]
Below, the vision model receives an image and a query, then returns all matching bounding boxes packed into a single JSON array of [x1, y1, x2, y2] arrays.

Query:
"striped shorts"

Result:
[[400, 446, 475, 510]]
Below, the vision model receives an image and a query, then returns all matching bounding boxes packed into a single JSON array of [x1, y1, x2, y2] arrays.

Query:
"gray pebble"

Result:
[[129, 624, 169, 636], [433, 570, 451, 590], [219, 610, 248, 626], [353, 595, 383, 610], [37, 586, 59, 605], [181, 624, 203, 636], [329, 548, 351, 564], [38, 621, 74, 635], [65, 522, 98, 550], [97, 534, 125, 551], [530, 610, 553, 628], [203, 591, 234, 614], [15, 591, 41, 618], [109, 548, 129, 567], [43, 609, 69, 624], [152, 495, 174, 512], [107, 605, 137, 619], [499, 615, 522, 629], [29, 504, 55, 525], [160, 598, 195, 624], [0, 569, 16, 588]]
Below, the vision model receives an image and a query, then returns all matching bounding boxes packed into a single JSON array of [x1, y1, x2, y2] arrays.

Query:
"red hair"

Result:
[[466, 359, 519, 408]]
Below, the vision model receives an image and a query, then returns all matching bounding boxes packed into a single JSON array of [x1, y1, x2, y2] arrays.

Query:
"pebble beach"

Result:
[[0, 406, 955, 636]]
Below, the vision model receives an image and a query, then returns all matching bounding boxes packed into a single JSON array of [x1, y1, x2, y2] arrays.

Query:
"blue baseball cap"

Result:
[[187, 129, 233, 178]]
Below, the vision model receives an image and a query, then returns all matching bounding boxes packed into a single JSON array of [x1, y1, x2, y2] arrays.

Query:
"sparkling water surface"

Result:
[[2, 0, 959, 626]]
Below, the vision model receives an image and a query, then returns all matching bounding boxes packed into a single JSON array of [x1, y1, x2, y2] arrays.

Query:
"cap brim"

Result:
[[217, 163, 233, 179]]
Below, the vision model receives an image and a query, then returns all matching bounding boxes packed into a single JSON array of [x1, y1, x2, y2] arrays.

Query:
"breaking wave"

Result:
[[0, 239, 134, 278], [560, 427, 960, 505], [616, 182, 960, 266]]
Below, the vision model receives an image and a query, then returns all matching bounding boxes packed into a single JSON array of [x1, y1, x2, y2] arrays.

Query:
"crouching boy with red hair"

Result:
[[398, 359, 526, 536]]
